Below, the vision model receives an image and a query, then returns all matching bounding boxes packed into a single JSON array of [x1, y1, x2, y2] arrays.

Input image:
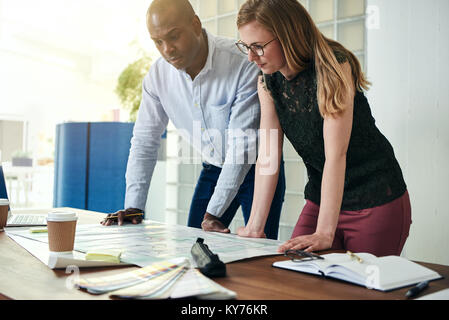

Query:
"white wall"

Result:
[[366, 0, 449, 265], [0, 120, 23, 161], [0, 0, 157, 161], [145, 161, 167, 223]]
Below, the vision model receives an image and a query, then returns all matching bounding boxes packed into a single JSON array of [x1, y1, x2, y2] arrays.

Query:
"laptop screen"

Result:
[[0, 166, 9, 200]]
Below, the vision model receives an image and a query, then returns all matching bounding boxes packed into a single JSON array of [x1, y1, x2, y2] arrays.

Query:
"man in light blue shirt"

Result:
[[102, 0, 285, 239]]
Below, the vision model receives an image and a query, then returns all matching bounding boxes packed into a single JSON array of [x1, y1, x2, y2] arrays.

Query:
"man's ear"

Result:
[[192, 15, 202, 35]]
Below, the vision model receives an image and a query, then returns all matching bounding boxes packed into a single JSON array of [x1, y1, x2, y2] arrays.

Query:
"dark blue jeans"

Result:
[[187, 161, 286, 240]]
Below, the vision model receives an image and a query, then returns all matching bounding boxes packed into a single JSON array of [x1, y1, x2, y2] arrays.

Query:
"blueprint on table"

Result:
[[6, 220, 283, 267]]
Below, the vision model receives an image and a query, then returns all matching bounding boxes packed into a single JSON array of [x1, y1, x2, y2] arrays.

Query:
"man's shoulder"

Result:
[[210, 36, 258, 80], [147, 56, 168, 75], [145, 56, 173, 84], [212, 34, 249, 64]]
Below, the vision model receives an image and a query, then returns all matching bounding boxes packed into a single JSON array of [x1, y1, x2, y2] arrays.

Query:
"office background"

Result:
[[0, 0, 448, 265]]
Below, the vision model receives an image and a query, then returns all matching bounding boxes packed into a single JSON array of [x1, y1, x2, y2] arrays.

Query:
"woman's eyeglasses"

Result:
[[284, 250, 364, 264], [235, 38, 277, 56], [284, 249, 325, 263]]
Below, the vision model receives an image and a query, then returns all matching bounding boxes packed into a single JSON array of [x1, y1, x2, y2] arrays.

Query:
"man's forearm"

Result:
[[124, 138, 160, 210], [206, 163, 252, 217]]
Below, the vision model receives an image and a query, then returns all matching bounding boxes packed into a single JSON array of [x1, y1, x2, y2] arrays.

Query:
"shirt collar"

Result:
[[202, 29, 216, 74], [173, 29, 215, 78]]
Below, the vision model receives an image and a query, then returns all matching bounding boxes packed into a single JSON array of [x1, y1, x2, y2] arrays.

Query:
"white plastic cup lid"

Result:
[[0, 199, 9, 206], [46, 211, 78, 222]]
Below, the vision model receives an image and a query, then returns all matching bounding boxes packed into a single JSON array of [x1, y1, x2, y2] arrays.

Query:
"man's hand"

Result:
[[101, 208, 144, 226], [201, 213, 230, 233]]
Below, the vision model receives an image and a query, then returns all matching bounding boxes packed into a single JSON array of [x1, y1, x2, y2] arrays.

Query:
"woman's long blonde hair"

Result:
[[237, 0, 371, 117]]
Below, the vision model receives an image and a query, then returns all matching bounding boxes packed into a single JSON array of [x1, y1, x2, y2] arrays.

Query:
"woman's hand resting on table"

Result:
[[277, 232, 333, 253]]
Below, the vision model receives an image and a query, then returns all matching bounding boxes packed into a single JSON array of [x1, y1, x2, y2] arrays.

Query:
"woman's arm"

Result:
[[278, 61, 355, 252], [237, 75, 284, 238]]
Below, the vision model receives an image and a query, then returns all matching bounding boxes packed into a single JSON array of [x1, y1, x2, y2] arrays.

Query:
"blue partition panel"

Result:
[[53, 122, 88, 209], [0, 166, 9, 200], [87, 122, 133, 213], [53, 122, 134, 213]]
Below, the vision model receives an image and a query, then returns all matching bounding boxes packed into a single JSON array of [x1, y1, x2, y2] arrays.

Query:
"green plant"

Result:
[[12, 150, 32, 158], [115, 55, 152, 122]]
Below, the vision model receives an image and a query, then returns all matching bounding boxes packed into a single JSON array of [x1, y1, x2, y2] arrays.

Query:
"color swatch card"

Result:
[[75, 258, 188, 294], [169, 268, 236, 300], [110, 265, 188, 299]]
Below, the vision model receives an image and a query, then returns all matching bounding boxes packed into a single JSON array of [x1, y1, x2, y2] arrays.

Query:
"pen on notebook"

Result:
[[106, 213, 144, 220], [405, 281, 429, 299], [346, 251, 364, 263]]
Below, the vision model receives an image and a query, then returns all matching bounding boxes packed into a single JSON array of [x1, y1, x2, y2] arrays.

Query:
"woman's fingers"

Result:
[[279, 233, 333, 254], [303, 245, 314, 253], [279, 236, 310, 252], [290, 240, 311, 251]]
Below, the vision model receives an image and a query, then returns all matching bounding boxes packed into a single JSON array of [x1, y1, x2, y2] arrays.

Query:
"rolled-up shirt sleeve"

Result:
[[206, 62, 260, 217], [124, 72, 169, 211]]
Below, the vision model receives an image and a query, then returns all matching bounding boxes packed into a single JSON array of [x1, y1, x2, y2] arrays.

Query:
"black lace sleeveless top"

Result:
[[262, 54, 407, 210]]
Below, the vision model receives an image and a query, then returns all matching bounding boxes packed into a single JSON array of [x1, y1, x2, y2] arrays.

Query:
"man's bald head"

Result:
[[145, 0, 206, 75], [147, 0, 195, 25]]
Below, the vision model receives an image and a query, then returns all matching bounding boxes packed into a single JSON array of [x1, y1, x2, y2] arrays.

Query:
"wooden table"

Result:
[[1, 208, 448, 300]]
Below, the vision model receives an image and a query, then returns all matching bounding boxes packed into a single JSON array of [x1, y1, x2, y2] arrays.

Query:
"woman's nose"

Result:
[[248, 49, 259, 62]]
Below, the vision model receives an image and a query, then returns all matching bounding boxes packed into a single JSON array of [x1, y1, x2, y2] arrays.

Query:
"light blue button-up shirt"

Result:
[[124, 30, 260, 218]]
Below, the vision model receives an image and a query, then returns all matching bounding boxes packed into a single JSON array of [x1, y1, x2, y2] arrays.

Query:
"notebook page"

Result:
[[371, 256, 442, 291], [324, 253, 377, 272], [325, 254, 441, 291], [272, 260, 324, 276], [416, 288, 449, 300], [273, 253, 355, 275], [275, 253, 442, 291], [319, 253, 378, 287]]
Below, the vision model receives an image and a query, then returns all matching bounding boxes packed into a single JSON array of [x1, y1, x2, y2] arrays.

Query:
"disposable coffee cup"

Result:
[[0, 199, 9, 232], [46, 211, 78, 253]]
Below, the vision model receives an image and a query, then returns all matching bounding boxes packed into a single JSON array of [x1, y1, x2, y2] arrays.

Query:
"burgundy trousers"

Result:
[[291, 191, 412, 256]]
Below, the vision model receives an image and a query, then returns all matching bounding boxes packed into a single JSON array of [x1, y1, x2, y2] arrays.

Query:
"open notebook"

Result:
[[273, 253, 442, 291]]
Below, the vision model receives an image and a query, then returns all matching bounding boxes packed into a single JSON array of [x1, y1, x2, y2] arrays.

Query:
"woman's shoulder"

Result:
[[261, 71, 284, 82], [260, 71, 285, 92], [260, 71, 275, 83]]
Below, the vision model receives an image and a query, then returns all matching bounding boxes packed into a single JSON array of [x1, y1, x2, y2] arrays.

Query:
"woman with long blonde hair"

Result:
[[236, 0, 411, 256]]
